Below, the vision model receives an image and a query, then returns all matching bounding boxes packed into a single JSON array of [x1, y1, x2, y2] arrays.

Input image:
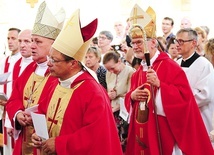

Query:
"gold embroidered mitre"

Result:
[[145, 7, 156, 38], [129, 4, 156, 39], [32, 1, 66, 40]]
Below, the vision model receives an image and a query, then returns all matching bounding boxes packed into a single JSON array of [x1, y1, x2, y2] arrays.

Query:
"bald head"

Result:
[[18, 29, 32, 58], [180, 17, 192, 29]]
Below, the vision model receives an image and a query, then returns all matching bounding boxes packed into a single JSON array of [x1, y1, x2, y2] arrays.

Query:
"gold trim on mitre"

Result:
[[32, 1, 66, 40], [129, 4, 156, 39], [145, 7, 156, 38], [129, 4, 151, 27]]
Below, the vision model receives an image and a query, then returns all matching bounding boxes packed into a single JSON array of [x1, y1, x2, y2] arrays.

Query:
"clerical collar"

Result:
[[22, 56, 33, 62], [181, 52, 200, 67], [11, 51, 20, 56], [8, 52, 21, 62], [35, 61, 48, 76], [59, 71, 84, 88], [141, 50, 160, 71]]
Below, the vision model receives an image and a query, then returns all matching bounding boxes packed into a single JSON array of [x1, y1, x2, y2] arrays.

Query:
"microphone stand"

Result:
[[143, 30, 163, 155]]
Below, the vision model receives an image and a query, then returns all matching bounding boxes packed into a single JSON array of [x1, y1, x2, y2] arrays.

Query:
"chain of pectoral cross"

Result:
[[48, 98, 61, 134], [25, 75, 46, 108]]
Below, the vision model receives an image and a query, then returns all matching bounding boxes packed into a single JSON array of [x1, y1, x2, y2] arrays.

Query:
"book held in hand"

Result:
[[0, 72, 11, 85]]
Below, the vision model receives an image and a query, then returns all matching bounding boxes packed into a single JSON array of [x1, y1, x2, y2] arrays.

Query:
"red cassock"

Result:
[[37, 71, 123, 155], [6, 62, 57, 155], [125, 52, 214, 155]]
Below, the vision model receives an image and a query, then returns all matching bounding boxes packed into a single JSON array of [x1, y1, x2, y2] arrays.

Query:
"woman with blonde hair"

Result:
[[204, 38, 214, 66]]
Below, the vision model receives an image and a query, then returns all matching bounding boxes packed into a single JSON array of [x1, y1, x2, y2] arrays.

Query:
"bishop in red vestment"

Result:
[[6, 1, 66, 154], [6, 62, 57, 155], [38, 71, 123, 155], [125, 52, 214, 155], [32, 8, 123, 155], [125, 4, 214, 155]]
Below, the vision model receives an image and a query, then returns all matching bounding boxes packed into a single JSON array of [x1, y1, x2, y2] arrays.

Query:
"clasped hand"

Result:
[[108, 89, 117, 100], [16, 111, 32, 126], [146, 68, 160, 88], [131, 85, 148, 102], [32, 133, 56, 155]]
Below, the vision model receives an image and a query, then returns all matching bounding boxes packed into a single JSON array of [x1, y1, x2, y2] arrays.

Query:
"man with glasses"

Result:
[[97, 30, 114, 64], [176, 28, 214, 146], [31, 9, 123, 155], [124, 4, 213, 155], [6, 2, 65, 154]]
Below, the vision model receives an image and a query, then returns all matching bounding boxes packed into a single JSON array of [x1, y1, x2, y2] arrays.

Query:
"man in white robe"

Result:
[[176, 28, 214, 146]]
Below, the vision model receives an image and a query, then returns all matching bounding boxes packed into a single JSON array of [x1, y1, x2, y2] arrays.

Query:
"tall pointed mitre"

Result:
[[32, 1, 66, 39], [52, 9, 98, 81], [129, 4, 156, 39], [145, 6, 156, 38], [52, 9, 98, 62]]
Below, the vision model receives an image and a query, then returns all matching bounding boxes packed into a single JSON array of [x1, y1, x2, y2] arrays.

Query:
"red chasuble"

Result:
[[125, 52, 214, 155], [6, 62, 57, 155], [38, 71, 123, 155]]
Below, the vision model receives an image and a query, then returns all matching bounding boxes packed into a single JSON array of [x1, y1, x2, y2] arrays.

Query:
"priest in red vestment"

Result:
[[31, 9, 123, 155], [124, 4, 214, 155], [0, 27, 21, 155], [6, 2, 66, 155]]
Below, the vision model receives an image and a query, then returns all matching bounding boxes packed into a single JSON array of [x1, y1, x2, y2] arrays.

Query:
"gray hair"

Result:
[[99, 30, 113, 41], [176, 28, 198, 41]]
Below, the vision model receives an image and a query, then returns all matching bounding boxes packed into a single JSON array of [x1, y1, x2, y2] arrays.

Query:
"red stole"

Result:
[[3, 56, 9, 94], [12, 57, 22, 88]]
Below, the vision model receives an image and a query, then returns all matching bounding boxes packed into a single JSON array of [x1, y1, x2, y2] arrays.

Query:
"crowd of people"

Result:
[[0, 1, 214, 155]]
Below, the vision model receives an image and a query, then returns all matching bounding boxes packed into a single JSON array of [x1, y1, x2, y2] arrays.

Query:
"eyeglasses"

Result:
[[130, 40, 143, 46], [174, 39, 194, 45], [48, 57, 68, 64], [98, 36, 108, 40]]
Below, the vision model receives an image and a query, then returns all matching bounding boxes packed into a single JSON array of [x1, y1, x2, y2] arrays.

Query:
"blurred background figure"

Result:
[[157, 36, 167, 52], [97, 30, 114, 63], [112, 20, 125, 45], [85, 47, 107, 89], [194, 27, 206, 56], [90, 37, 98, 48], [180, 16, 192, 29], [161, 17, 175, 47], [166, 37, 181, 61], [204, 38, 214, 66], [201, 26, 210, 40], [103, 51, 134, 153], [131, 57, 142, 70]]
